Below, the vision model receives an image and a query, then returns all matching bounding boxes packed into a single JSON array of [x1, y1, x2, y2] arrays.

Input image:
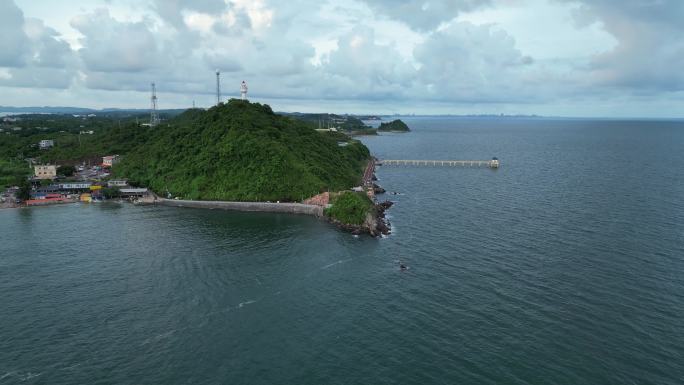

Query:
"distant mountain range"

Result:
[[0, 106, 545, 119], [0, 106, 186, 115]]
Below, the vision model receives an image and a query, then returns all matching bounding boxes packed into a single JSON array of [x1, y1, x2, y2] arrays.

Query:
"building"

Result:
[[120, 188, 149, 198], [107, 179, 128, 188], [34, 165, 57, 180], [58, 183, 92, 191], [102, 155, 120, 167], [39, 140, 54, 150]]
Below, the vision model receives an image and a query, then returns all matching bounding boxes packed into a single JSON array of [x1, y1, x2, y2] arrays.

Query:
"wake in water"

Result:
[[0, 371, 43, 381], [321, 258, 352, 270], [238, 300, 257, 308], [140, 330, 176, 346]]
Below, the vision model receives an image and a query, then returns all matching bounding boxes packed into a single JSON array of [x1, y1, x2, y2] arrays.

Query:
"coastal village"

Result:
[[1, 153, 150, 209], [1, 135, 393, 236]]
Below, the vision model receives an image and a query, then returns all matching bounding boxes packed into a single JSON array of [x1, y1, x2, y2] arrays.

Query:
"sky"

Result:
[[0, 0, 682, 117]]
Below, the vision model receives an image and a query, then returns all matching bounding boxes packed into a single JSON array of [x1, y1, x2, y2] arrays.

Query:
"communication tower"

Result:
[[240, 80, 248, 100], [150, 82, 160, 127], [216, 70, 221, 106]]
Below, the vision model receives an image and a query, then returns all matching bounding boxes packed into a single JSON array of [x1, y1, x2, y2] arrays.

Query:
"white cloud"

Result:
[[0, 0, 682, 117], [360, 0, 492, 31], [71, 9, 160, 73], [0, 0, 76, 89], [0, 0, 31, 67], [561, 0, 684, 92]]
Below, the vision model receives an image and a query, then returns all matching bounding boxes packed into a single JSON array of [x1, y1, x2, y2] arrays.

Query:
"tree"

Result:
[[17, 178, 32, 201], [57, 165, 75, 177], [102, 187, 121, 199]]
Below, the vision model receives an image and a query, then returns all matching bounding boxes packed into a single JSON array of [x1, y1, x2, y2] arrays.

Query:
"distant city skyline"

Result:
[[1, 0, 683, 117]]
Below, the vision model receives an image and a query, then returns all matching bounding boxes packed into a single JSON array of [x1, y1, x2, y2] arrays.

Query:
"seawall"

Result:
[[157, 199, 324, 217]]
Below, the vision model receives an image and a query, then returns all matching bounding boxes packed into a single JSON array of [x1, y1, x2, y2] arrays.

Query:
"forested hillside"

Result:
[[115, 100, 370, 201]]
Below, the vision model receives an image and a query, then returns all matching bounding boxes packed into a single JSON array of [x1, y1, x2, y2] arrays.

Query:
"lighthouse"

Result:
[[240, 81, 248, 100]]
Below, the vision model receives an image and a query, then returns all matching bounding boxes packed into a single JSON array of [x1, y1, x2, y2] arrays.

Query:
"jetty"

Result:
[[378, 158, 500, 168], [156, 199, 325, 217]]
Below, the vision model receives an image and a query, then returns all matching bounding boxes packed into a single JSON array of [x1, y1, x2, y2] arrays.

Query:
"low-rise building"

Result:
[[120, 188, 149, 198], [58, 183, 92, 191], [102, 155, 120, 167], [39, 140, 54, 150], [34, 165, 57, 180], [107, 179, 128, 187]]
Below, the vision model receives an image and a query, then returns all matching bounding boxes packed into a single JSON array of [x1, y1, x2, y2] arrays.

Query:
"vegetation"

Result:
[[283, 112, 377, 135], [324, 191, 374, 225], [1, 102, 372, 203], [102, 187, 121, 199], [0, 159, 31, 187], [57, 165, 75, 177], [378, 119, 410, 132], [17, 178, 31, 200], [0, 114, 154, 187], [114, 100, 370, 201]]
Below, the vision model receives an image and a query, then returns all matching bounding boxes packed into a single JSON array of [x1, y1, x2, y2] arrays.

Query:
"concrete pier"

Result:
[[378, 158, 500, 168], [158, 199, 324, 217]]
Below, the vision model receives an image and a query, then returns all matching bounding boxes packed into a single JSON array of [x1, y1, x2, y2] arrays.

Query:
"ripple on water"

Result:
[[2, 119, 684, 384]]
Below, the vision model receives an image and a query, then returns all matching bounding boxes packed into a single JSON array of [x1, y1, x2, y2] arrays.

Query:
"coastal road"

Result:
[[362, 158, 375, 186]]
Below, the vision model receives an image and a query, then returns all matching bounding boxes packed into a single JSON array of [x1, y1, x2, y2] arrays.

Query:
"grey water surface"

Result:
[[1, 117, 683, 384]]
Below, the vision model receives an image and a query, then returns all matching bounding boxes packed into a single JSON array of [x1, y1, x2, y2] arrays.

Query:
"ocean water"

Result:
[[1, 118, 684, 384]]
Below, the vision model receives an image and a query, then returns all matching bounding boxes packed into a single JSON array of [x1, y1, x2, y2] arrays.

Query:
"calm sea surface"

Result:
[[2, 118, 684, 384]]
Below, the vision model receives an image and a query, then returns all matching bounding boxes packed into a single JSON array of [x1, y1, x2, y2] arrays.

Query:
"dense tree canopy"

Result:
[[378, 119, 410, 132], [115, 100, 370, 201]]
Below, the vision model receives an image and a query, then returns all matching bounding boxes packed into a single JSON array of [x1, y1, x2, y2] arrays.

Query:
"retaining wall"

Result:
[[158, 199, 324, 217]]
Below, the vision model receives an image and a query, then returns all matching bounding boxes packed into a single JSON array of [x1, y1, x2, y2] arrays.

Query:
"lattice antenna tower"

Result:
[[150, 82, 160, 127], [216, 70, 221, 106]]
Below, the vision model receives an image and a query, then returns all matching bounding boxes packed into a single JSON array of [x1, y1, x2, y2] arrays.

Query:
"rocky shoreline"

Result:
[[327, 200, 393, 237], [326, 159, 394, 237]]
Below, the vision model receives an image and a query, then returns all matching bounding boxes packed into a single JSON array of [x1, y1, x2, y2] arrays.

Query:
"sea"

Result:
[[1, 117, 683, 384]]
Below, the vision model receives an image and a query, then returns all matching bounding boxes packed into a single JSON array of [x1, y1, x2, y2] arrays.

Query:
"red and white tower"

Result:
[[240, 81, 248, 100]]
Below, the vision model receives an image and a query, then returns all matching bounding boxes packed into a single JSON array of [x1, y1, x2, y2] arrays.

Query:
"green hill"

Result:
[[114, 100, 370, 202], [378, 119, 410, 132]]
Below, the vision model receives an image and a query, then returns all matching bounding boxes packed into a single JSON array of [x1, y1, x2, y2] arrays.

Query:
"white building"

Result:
[[107, 179, 128, 187], [102, 155, 120, 167], [34, 165, 57, 180], [120, 188, 149, 198], [39, 140, 54, 150]]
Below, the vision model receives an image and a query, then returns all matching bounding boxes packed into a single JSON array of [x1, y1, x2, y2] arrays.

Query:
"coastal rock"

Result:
[[325, 199, 394, 237]]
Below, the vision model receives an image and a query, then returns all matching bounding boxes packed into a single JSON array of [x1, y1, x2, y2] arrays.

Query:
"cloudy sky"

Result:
[[0, 0, 682, 117]]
